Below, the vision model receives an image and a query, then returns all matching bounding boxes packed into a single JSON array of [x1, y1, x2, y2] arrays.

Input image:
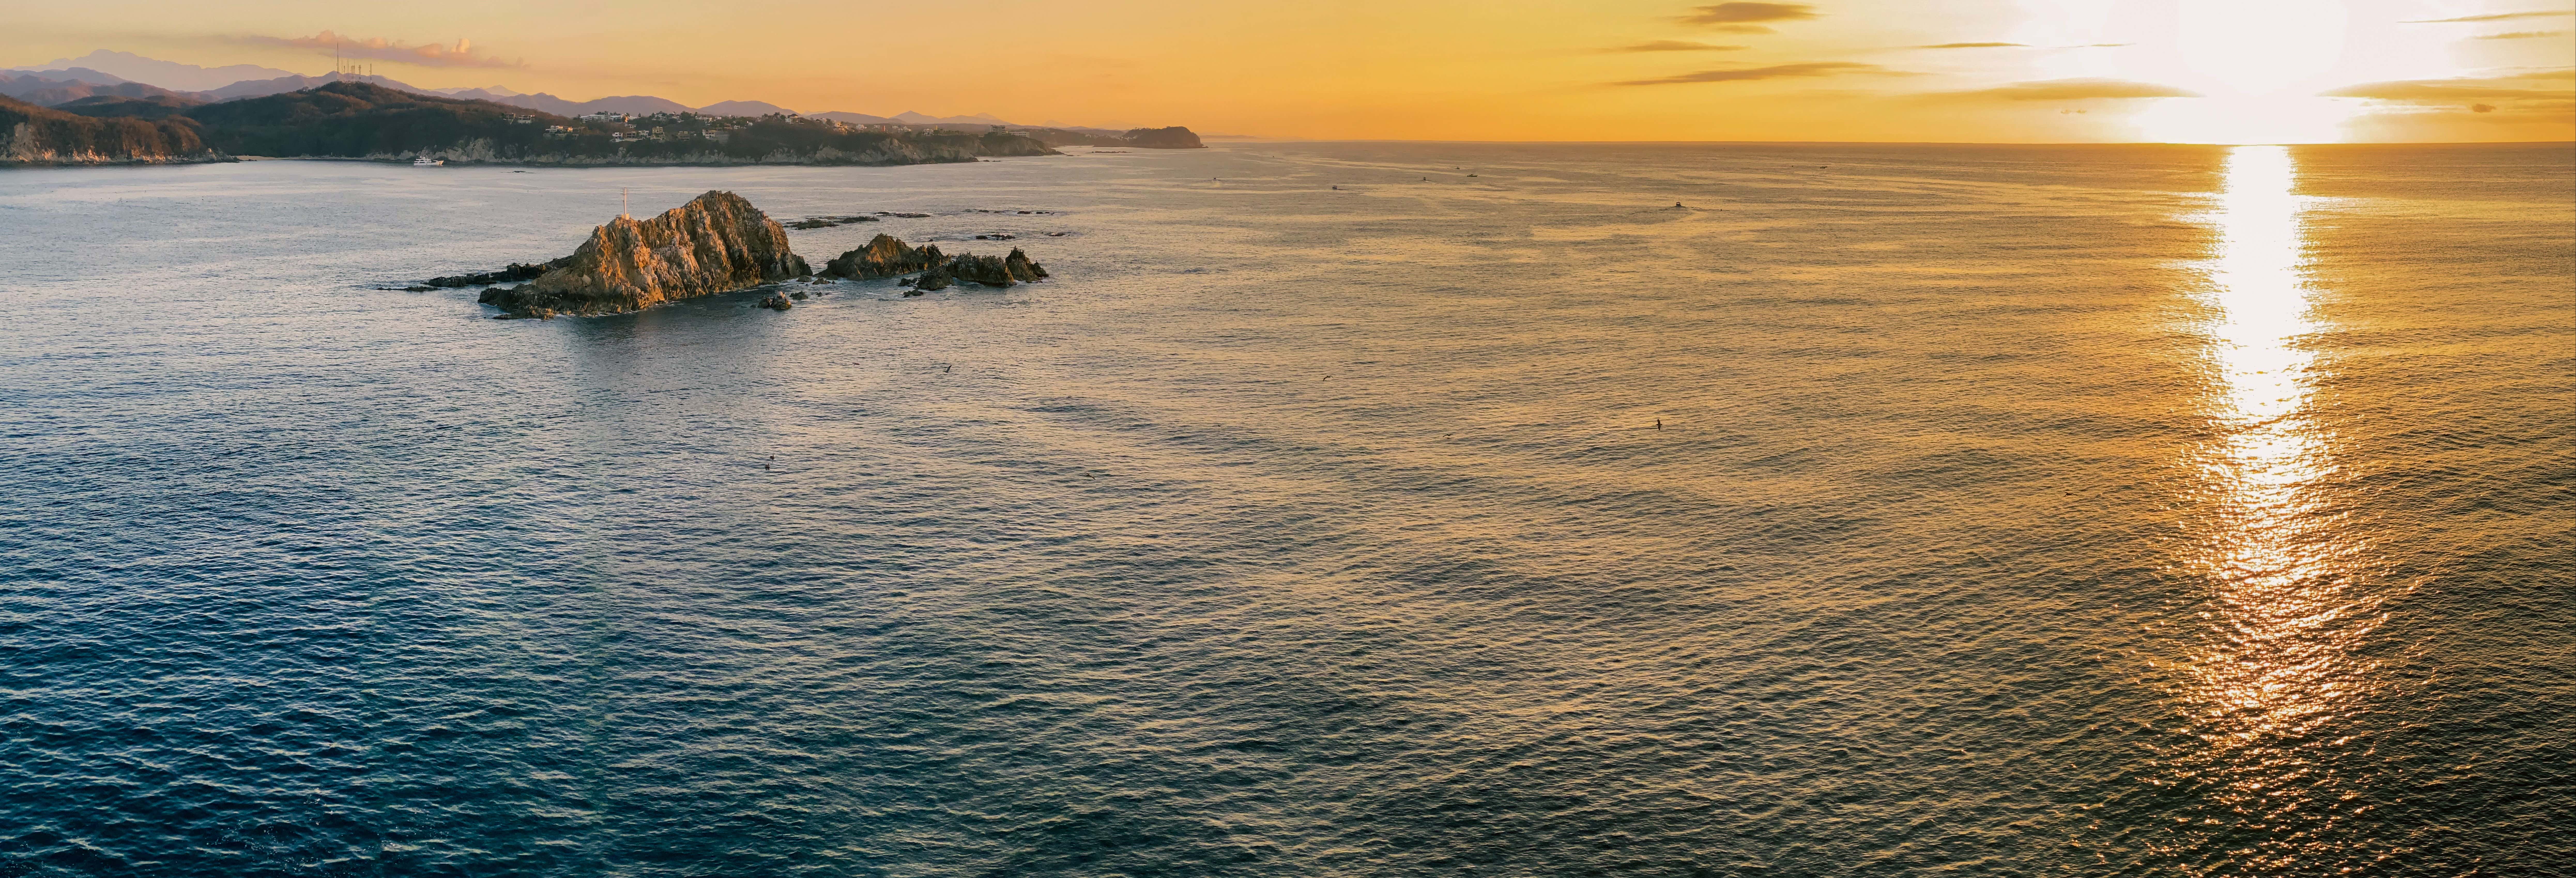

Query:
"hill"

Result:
[[0, 95, 224, 166], [53, 94, 205, 119], [176, 82, 1057, 166]]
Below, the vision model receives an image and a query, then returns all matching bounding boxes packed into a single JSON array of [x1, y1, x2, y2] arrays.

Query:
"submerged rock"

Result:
[[759, 292, 793, 310], [480, 190, 811, 317], [427, 258, 566, 288]]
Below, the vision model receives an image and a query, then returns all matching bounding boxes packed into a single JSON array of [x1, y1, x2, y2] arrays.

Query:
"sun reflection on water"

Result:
[[2161, 146, 2389, 874]]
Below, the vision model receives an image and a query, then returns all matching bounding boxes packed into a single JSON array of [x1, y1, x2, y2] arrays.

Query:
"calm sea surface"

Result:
[[1, 142, 2569, 877]]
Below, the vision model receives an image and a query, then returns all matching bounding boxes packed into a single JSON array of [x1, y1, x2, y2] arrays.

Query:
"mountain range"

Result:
[[6, 51, 1125, 129]]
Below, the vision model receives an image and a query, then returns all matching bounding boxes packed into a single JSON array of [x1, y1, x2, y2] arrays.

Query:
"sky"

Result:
[[12, 0, 2574, 142]]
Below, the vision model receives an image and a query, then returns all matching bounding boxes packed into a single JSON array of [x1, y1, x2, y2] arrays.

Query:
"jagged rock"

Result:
[[822, 234, 946, 280], [759, 293, 793, 310], [822, 232, 1048, 291], [1005, 248, 1048, 281], [479, 191, 810, 316], [944, 254, 1018, 287]]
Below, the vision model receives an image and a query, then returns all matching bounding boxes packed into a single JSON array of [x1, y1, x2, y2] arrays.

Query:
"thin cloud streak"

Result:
[[2472, 30, 2567, 38], [220, 30, 522, 68], [1675, 3, 1816, 30], [1612, 61, 1890, 86], [1927, 78, 2200, 101], [1917, 42, 2026, 48], [1677, 2, 1819, 24], [2403, 10, 2575, 22], [2323, 76, 2576, 102], [1603, 40, 1750, 52]]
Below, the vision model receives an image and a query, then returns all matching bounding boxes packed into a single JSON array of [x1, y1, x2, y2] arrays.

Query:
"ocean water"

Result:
[[0, 141, 2569, 877]]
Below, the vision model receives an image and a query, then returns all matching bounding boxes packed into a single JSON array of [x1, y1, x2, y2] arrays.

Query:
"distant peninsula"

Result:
[[2, 82, 1075, 167], [0, 95, 224, 166], [4, 59, 1218, 167], [193, 83, 1058, 166]]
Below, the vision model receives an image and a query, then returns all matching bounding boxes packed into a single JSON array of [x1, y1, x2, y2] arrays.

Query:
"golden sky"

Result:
[[14, 0, 2575, 142]]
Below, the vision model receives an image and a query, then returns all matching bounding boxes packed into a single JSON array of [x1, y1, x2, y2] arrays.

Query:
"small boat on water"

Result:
[[412, 156, 444, 167]]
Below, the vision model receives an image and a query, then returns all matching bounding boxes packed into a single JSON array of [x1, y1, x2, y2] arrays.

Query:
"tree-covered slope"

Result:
[[0, 95, 222, 165]]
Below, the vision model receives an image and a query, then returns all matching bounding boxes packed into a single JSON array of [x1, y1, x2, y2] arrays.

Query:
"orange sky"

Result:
[[14, 0, 2574, 142]]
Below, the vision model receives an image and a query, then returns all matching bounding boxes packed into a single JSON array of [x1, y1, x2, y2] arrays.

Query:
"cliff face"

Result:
[[480, 190, 811, 316], [0, 95, 226, 166]]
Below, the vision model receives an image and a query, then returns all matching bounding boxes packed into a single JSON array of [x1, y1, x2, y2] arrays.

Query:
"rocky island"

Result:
[[479, 190, 809, 317], [460, 197, 1052, 317]]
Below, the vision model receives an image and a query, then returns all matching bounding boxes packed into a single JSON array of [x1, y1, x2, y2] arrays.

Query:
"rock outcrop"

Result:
[[821, 234, 946, 280], [818, 235, 1050, 290], [479, 190, 810, 316]]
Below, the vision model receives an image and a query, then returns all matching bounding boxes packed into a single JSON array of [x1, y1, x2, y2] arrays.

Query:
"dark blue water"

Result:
[[2, 142, 2569, 876]]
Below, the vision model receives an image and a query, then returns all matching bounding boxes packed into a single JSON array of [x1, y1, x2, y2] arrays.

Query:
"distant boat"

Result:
[[412, 156, 444, 167]]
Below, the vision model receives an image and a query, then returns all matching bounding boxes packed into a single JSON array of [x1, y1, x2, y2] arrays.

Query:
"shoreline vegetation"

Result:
[[3, 81, 1205, 168]]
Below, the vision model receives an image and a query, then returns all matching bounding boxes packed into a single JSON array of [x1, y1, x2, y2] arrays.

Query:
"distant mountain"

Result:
[[890, 110, 1015, 126], [431, 85, 522, 98], [14, 67, 131, 87], [192, 72, 434, 102], [0, 71, 190, 107], [483, 94, 694, 117], [810, 111, 896, 125], [10, 50, 297, 92], [697, 100, 796, 117]]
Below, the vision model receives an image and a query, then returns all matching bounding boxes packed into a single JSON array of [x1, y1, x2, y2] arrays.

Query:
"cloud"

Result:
[[1930, 78, 2200, 101], [225, 30, 521, 68], [1676, 3, 1819, 32], [1612, 61, 1890, 86], [2404, 10, 2575, 22], [2321, 77, 2576, 102], [2473, 30, 2567, 38], [1604, 40, 1750, 52], [1917, 42, 2027, 48]]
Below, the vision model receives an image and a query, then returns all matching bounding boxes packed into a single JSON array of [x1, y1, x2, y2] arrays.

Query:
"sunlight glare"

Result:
[[2163, 145, 2388, 870]]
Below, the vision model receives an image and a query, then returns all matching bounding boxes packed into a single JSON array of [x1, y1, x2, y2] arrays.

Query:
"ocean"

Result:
[[1, 141, 2569, 876]]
